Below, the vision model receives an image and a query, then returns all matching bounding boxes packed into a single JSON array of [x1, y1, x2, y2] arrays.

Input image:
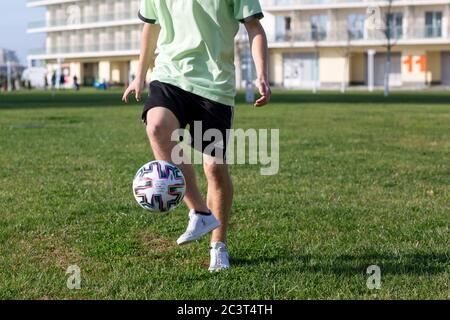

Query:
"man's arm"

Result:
[[122, 23, 160, 103], [244, 19, 271, 107]]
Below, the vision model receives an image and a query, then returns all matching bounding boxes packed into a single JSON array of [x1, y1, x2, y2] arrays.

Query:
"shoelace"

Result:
[[211, 247, 228, 266]]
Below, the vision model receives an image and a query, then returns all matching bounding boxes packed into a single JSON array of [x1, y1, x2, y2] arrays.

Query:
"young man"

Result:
[[123, 0, 271, 271]]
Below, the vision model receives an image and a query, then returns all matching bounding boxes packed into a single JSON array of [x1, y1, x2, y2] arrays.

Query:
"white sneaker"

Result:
[[208, 242, 230, 272], [176, 210, 221, 245]]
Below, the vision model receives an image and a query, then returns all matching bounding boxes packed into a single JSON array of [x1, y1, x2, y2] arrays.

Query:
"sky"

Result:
[[0, 0, 46, 64]]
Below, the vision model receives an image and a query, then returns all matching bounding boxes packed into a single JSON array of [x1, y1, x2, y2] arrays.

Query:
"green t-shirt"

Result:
[[139, 0, 263, 107]]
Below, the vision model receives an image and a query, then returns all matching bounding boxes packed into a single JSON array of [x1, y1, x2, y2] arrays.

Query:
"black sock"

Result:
[[195, 210, 212, 216]]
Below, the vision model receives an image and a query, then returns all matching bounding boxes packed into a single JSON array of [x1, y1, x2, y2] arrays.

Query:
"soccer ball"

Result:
[[133, 160, 186, 212]]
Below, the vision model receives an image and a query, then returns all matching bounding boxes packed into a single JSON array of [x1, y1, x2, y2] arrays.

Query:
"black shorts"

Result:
[[142, 81, 234, 159]]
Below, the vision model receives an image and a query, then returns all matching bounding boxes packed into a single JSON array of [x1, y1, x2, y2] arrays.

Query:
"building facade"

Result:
[[27, 0, 254, 88], [261, 0, 450, 89], [27, 0, 156, 87], [27, 0, 450, 89]]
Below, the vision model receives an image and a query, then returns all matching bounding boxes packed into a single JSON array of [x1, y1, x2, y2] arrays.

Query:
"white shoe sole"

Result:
[[208, 266, 230, 272], [176, 220, 221, 245]]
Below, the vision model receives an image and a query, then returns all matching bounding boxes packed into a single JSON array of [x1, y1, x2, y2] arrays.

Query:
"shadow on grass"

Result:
[[232, 252, 449, 276], [2, 90, 450, 110]]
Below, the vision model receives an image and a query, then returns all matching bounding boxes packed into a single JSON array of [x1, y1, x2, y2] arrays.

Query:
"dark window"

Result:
[[425, 11, 442, 38]]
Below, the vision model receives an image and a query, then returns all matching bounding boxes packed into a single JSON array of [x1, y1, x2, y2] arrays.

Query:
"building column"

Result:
[[98, 61, 111, 83], [129, 60, 139, 82], [327, 9, 336, 41], [443, 4, 450, 39], [367, 49, 376, 92], [69, 62, 82, 86], [235, 39, 243, 89], [403, 6, 416, 39], [272, 52, 283, 87]]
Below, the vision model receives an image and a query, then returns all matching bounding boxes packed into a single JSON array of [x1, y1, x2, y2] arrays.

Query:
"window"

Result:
[[387, 12, 403, 39], [425, 11, 442, 38], [310, 15, 328, 41], [285, 17, 292, 32], [347, 14, 365, 40], [275, 16, 293, 41]]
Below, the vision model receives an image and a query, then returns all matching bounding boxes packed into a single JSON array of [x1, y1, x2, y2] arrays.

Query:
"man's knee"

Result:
[[146, 120, 174, 144], [145, 108, 180, 143]]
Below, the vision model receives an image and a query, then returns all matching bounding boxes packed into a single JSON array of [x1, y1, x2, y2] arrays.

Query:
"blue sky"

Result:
[[0, 0, 45, 64]]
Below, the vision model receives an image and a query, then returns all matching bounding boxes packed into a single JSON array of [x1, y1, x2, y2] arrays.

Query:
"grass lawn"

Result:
[[0, 89, 448, 299]]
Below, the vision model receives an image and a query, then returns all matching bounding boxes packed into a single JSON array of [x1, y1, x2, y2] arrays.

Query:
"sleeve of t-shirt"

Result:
[[233, 0, 264, 23], [138, 0, 158, 24]]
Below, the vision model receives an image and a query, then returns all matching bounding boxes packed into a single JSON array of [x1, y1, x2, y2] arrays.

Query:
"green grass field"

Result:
[[0, 89, 449, 300]]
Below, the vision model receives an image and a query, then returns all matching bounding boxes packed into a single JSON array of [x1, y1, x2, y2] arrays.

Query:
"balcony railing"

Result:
[[28, 11, 138, 29], [27, 0, 82, 3], [29, 42, 140, 56], [261, 0, 386, 6], [424, 25, 443, 38], [270, 25, 445, 43]]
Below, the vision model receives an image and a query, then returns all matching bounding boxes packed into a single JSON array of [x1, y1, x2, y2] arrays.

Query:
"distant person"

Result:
[[60, 74, 66, 89], [44, 74, 49, 90], [51, 72, 56, 89], [102, 79, 108, 90], [73, 75, 80, 91]]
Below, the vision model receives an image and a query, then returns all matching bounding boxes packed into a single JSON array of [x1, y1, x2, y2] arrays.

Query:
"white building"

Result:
[[27, 0, 258, 89], [260, 0, 450, 88], [28, 0, 449, 90], [27, 0, 155, 87]]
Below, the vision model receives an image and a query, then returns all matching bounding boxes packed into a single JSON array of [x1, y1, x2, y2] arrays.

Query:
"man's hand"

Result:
[[122, 78, 145, 103], [255, 77, 271, 107], [244, 19, 270, 107]]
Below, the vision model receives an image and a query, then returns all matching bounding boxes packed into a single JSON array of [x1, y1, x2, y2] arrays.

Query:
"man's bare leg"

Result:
[[146, 107, 208, 212], [203, 156, 234, 244], [203, 155, 233, 271]]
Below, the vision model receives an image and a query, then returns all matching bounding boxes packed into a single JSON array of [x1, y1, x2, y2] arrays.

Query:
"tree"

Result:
[[336, 27, 353, 94], [380, 0, 399, 97], [311, 23, 321, 94]]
